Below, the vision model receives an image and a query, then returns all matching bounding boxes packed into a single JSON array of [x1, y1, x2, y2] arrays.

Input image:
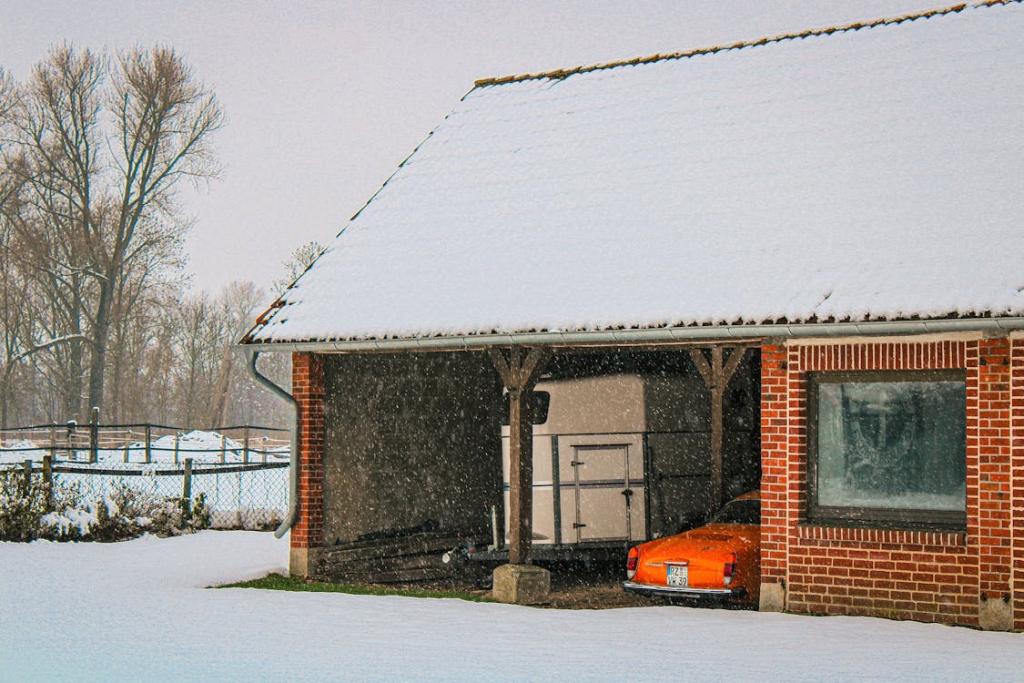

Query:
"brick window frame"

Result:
[[805, 368, 968, 531], [760, 336, 1017, 626]]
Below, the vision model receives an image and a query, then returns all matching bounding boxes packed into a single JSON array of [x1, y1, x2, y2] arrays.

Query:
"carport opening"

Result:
[[316, 346, 760, 587]]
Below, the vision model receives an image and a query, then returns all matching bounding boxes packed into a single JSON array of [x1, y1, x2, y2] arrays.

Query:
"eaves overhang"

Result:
[[237, 316, 1024, 355]]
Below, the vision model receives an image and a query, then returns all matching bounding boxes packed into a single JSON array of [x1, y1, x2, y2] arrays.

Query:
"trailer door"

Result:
[[569, 442, 644, 543]]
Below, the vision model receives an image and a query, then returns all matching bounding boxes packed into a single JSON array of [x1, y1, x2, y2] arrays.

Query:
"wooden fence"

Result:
[[0, 414, 289, 464]]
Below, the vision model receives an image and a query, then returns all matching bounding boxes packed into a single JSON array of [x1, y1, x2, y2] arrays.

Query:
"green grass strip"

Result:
[[217, 573, 494, 603]]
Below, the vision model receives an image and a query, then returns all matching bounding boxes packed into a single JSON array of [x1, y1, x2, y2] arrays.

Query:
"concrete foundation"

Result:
[[289, 547, 321, 579], [978, 596, 1013, 631], [492, 564, 551, 605], [759, 581, 786, 612]]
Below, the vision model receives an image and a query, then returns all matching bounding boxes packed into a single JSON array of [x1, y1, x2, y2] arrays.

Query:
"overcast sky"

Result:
[[2, 0, 937, 297]]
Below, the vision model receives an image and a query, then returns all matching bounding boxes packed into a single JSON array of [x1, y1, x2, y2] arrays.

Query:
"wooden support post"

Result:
[[220, 434, 226, 463], [242, 426, 250, 465], [489, 346, 552, 566], [689, 347, 746, 512], [174, 433, 180, 465], [22, 458, 32, 490], [144, 425, 152, 464], [508, 385, 531, 563]]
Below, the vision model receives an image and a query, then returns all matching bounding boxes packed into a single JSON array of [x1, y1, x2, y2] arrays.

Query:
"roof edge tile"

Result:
[[473, 1, 1013, 88]]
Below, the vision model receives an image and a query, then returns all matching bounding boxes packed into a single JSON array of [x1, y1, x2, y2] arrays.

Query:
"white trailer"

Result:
[[499, 373, 716, 549]]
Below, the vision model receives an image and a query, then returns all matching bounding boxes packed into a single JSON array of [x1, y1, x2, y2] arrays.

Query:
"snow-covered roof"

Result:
[[245, 1, 1024, 346]]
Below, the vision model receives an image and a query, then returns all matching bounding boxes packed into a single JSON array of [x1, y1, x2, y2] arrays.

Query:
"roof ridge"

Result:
[[473, 0, 1015, 88]]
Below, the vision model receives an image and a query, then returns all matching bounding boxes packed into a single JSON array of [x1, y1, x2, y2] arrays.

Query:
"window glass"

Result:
[[816, 379, 965, 512]]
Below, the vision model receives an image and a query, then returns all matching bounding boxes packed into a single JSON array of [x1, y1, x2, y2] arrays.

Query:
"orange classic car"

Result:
[[623, 491, 760, 604]]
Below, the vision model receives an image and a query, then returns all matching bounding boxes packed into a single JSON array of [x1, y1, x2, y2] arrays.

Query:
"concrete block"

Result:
[[979, 596, 1013, 632], [492, 563, 551, 605], [289, 547, 321, 579], [759, 581, 786, 612]]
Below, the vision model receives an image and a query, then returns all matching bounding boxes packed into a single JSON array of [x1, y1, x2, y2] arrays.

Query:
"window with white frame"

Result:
[[807, 370, 966, 529]]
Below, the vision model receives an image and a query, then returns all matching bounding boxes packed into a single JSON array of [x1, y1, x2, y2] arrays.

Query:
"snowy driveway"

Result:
[[1, 532, 1020, 682]]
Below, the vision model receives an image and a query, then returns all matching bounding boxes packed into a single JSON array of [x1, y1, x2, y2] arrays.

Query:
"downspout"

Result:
[[243, 348, 298, 539]]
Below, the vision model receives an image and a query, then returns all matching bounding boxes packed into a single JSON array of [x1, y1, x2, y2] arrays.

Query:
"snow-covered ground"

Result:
[[1, 532, 1020, 682]]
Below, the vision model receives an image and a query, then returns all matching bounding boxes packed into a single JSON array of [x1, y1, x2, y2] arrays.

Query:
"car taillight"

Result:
[[626, 546, 640, 579], [723, 552, 738, 587]]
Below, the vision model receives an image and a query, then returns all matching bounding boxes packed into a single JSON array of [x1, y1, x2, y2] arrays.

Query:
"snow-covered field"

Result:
[[1, 532, 1021, 682], [0, 429, 289, 465]]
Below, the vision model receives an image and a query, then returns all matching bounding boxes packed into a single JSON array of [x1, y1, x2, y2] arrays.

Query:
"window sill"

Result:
[[796, 523, 966, 548]]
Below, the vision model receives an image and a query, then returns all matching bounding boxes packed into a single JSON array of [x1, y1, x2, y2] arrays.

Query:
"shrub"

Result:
[[0, 468, 217, 542], [0, 469, 50, 542]]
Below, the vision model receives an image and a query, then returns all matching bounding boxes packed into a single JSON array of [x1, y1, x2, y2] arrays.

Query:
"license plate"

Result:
[[666, 564, 688, 588]]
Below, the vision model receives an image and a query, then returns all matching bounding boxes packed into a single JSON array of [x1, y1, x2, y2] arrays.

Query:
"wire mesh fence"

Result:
[[0, 421, 290, 531], [2, 459, 289, 531]]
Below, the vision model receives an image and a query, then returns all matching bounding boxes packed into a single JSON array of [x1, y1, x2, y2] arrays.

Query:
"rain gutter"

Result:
[[241, 317, 1024, 354], [243, 348, 298, 539]]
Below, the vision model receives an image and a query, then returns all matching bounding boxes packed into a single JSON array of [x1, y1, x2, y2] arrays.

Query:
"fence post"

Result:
[[42, 454, 53, 511], [236, 469, 243, 528], [243, 426, 250, 465], [66, 420, 76, 461], [89, 407, 99, 464], [220, 434, 226, 464], [22, 458, 32, 491], [182, 457, 193, 524], [144, 425, 152, 464], [182, 457, 193, 500], [174, 433, 180, 465], [123, 444, 130, 463]]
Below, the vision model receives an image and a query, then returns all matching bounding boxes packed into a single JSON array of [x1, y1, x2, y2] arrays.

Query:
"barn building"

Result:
[[242, 1, 1024, 629]]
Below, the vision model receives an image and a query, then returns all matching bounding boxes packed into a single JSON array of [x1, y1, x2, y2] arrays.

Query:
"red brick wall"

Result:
[[291, 352, 325, 553], [1012, 336, 1024, 631], [760, 336, 1019, 627], [760, 344, 791, 586]]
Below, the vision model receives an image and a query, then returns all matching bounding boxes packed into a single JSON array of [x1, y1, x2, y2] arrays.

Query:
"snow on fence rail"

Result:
[[0, 422, 290, 465]]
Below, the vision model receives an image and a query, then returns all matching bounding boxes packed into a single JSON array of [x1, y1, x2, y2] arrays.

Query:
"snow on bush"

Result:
[[0, 470, 212, 542], [0, 468, 51, 541]]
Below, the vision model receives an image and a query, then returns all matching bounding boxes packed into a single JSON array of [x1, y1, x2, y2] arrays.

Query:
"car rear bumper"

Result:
[[622, 580, 747, 599]]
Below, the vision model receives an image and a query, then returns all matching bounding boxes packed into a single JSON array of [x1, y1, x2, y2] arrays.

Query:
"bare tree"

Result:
[[0, 65, 89, 425], [89, 47, 222, 413], [6, 45, 222, 420], [208, 280, 264, 427], [172, 292, 218, 428], [3, 49, 297, 430], [272, 239, 325, 295]]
